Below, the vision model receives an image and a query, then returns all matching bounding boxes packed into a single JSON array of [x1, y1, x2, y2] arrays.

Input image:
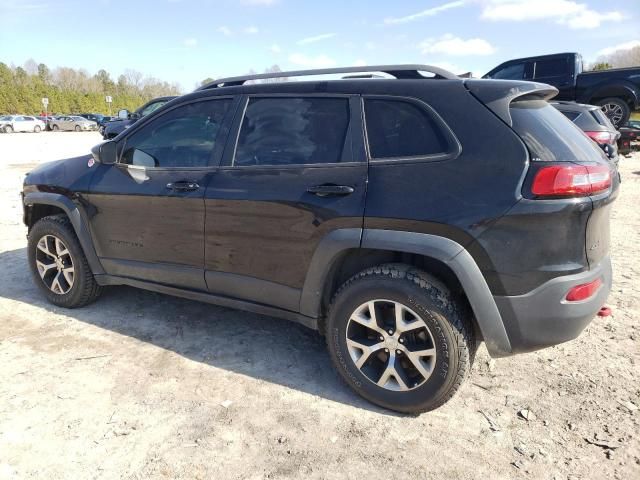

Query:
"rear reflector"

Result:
[[566, 278, 602, 302], [585, 131, 615, 145], [531, 164, 611, 197]]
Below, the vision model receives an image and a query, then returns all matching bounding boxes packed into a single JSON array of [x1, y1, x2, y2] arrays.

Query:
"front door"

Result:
[[87, 97, 236, 290], [204, 95, 367, 311]]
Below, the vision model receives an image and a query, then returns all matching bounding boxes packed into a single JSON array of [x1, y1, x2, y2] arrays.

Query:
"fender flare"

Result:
[[300, 228, 512, 357], [23, 192, 105, 275]]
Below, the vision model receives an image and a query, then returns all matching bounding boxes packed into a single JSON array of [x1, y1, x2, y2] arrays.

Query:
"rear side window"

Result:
[[591, 109, 615, 129], [234, 97, 351, 167], [534, 58, 567, 79], [364, 98, 451, 159], [559, 110, 580, 121], [510, 100, 604, 162]]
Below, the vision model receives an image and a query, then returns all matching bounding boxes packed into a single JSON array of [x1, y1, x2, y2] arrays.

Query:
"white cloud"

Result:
[[270, 44, 282, 54], [243, 26, 259, 34], [288, 53, 336, 68], [597, 40, 640, 57], [420, 34, 495, 56], [480, 0, 623, 30], [182, 37, 197, 47], [217, 26, 232, 36], [297, 33, 337, 45], [384, 0, 466, 25]]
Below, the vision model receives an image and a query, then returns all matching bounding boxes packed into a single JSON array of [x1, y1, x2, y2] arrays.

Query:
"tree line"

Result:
[[0, 59, 182, 115], [591, 45, 640, 71]]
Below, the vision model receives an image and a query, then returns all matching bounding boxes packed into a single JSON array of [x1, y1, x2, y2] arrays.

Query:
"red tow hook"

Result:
[[597, 306, 612, 317]]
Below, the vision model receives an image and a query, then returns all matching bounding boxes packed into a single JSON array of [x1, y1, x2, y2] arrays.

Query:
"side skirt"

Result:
[[95, 274, 318, 331]]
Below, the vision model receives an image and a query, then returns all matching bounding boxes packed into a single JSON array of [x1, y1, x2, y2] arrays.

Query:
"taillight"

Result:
[[566, 278, 602, 302], [531, 164, 611, 197], [585, 131, 614, 145]]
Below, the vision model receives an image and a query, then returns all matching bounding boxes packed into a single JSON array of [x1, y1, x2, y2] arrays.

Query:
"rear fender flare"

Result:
[[300, 228, 512, 357]]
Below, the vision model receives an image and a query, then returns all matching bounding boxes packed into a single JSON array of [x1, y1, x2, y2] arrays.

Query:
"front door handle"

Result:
[[307, 184, 355, 197], [167, 181, 200, 192]]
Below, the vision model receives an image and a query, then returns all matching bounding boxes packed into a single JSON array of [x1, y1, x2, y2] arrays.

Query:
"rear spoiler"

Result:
[[463, 79, 558, 127]]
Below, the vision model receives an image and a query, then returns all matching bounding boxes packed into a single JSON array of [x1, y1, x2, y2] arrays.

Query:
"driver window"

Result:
[[120, 99, 232, 168]]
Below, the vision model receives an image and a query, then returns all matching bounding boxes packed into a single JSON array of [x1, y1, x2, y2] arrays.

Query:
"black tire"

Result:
[[5, 125, 13, 133], [75, 125, 81, 132], [52, 124, 59, 131], [326, 264, 475, 413], [34, 125, 41, 133], [28, 214, 102, 308], [596, 97, 630, 127]]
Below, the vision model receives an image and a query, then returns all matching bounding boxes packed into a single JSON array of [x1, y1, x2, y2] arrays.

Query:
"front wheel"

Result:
[[596, 97, 630, 127], [326, 264, 475, 413], [74, 125, 81, 132], [28, 215, 102, 308], [52, 124, 59, 131]]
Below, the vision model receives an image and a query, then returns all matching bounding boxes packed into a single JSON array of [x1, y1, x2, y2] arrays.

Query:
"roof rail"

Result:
[[197, 64, 458, 90]]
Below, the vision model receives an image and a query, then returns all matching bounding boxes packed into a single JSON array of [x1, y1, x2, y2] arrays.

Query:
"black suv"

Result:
[[22, 65, 617, 413]]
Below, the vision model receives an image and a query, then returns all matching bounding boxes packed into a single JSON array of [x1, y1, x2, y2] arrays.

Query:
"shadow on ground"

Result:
[[0, 247, 397, 415]]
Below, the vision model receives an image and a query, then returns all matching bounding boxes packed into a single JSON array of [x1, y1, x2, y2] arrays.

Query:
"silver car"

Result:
[[1, 115, 46, 133], [50, 115, 97, 132]]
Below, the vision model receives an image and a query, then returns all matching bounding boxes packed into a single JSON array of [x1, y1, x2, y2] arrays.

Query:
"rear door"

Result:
[[532, 57, 574, 99], [203, 94, 366, 311]]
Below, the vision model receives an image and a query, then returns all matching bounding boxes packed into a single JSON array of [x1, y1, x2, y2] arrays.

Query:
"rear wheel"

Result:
[[596, 97, 630, 127], [34, 125, 41, 133], [4, 125, 13, 133], [326, 264, 475, 413], [28, 215, 102, 308]]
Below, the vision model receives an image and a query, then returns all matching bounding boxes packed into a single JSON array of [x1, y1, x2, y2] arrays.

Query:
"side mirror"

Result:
[[91, 140, 117, 165], [118, 109, 130, 119]]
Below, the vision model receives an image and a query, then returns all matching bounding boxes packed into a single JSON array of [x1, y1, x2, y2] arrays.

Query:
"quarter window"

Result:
[[121, 99, 231, 168], [234, 97, 351, 167], [364, 99, 450, 159], [489, 63, 525, 80]]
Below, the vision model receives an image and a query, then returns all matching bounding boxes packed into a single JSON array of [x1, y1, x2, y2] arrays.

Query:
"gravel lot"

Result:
[[0, 132, 638, 480]]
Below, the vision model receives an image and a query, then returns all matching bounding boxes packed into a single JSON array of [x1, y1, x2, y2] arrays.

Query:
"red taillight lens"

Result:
[[585, 131, 614, 145], [566, 278, 602, 302], [531, 164, 611, 197]]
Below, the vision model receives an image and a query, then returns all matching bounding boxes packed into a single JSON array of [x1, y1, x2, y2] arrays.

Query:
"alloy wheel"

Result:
[[601, 103, 624, 126], [345, 299, 437, 391], [35, 235, 75, 294]]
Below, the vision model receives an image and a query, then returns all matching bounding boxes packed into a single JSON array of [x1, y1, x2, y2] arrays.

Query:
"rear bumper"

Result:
[[493, 257, 612, 354]]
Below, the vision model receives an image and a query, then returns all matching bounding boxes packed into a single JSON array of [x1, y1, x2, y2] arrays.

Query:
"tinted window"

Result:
[[510, 100, 604, 162], [364, 99, 449, 159], [121, 99, 231, 168], [234, 97, 350, 167], [559, 110, 580, 121], [534, 59, 566, 78], [489, 63, 525, 80], [140, 100, 169, 117]]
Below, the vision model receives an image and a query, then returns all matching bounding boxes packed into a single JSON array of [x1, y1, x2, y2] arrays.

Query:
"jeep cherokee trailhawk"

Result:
[[22, 65, 617, 413]]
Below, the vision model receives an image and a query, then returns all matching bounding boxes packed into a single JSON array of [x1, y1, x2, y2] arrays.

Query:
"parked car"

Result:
[[618, 122, 640, 155], [22, 65, 617, 413], [484, 52, 640, 127], [49, 116, 97, 132], [96, 116, 113, 135], [551, 101, 620, 166], [1, 115, 45, 133], [78, 113, 105, 124], [102, 96, 176, 139]]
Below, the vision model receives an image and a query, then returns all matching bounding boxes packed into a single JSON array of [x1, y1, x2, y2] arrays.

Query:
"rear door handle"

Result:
[[307, 184, 355, 197], [167, 181, 200, 192]]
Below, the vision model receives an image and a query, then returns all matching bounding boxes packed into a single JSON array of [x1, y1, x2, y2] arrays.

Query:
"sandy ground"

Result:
[[0, 131, 638, 480]]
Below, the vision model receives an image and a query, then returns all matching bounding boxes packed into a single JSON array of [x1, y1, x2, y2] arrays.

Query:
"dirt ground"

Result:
[[0, 132, 638, 480]]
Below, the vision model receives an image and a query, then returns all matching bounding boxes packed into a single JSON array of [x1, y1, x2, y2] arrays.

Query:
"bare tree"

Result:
[[594, 46, 640, 69]]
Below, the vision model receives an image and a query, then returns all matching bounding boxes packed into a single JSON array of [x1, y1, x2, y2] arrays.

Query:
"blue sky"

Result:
[[1, 0, 638, 90]]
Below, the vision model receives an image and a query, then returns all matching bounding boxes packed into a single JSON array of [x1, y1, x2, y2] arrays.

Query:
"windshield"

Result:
[[510, 100, 605, 162]]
